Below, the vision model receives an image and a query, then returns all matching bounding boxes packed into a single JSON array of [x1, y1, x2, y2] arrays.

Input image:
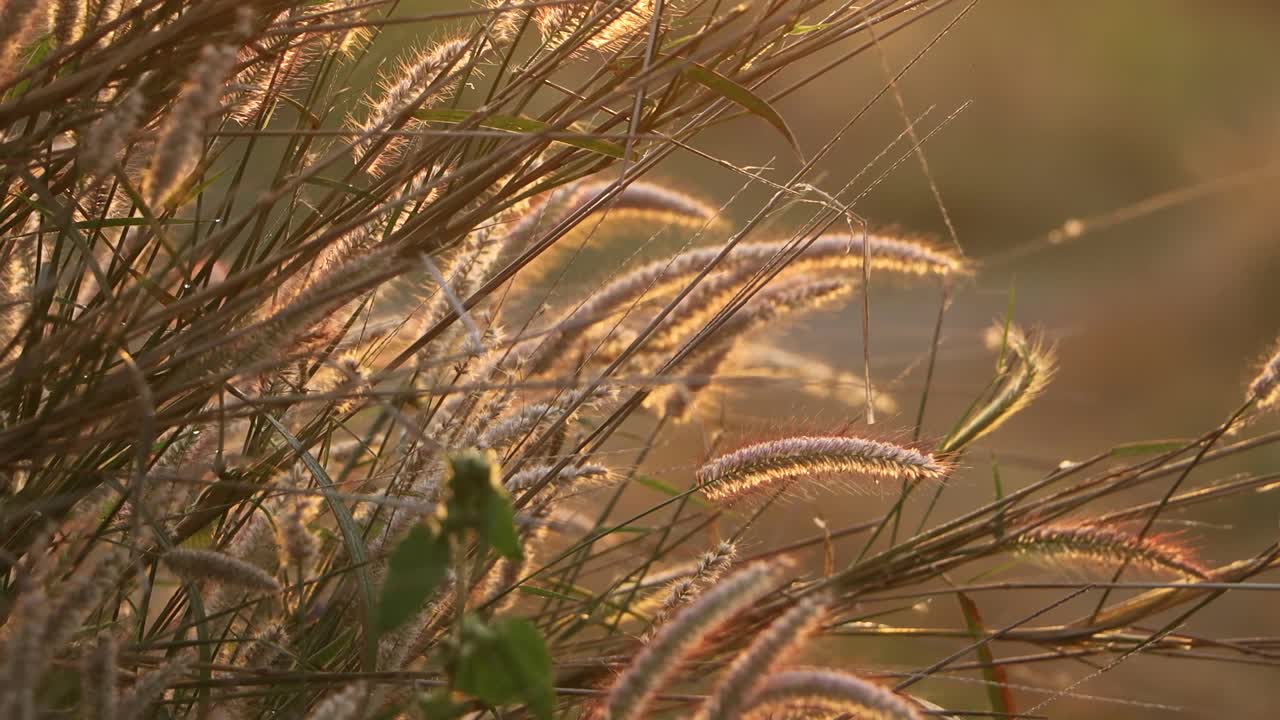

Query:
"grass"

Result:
[[1, 1, 1279, 719]]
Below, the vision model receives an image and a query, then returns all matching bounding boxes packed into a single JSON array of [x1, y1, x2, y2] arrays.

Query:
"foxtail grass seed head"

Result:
[[649, 276, 855, 419], [514, 179, 717, 244], [478, 386, 614, 450], [568, 178, 717, 226], [1248, 341, 1280, 409], [305, 683, 366, 720], [143, 44, 237, 207], [356, 36, 472, 174], [605, 562, 781, 720], [274, 494, 322, 572], [696, 436, 948, 504], [230, 31, 320, 124], [741, 669, 922, 720], [79, 86, 144, 180], [642, 541, 737, 640], [50, 0, 85, 47], [0, 0, 48, 86], [0, 582, 51, 718], [45, 548, 124, 651], [82, 634, 118, 720], [162, 548, 283, 593], [700, 593, 832, 720], [941, 324, 1055, 452], [242, 622, 289, 670], [501, 179, 719, 284], [0, 241, 32, 362], [505, 462, 611, 496], [527, 232, 963, 372], [118, 654, 193, 720], [1012, 522, 1207, 580], [90, 0, 124, 41], [536, 0, 657, 54]]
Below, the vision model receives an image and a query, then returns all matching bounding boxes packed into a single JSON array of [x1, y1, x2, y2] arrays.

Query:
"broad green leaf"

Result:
[[454, 616, 554, 720], [448, 449, 501, 506], [416, 109, 624, 159], [955, 593, 1014, 717], [683, 62, 802, 159], [447, 450, 521, 560], [482, 491, 522, 560], [376, 523, 450, 633]]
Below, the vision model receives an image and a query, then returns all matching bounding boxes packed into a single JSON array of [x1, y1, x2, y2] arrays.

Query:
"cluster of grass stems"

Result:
[[1, 1, 1279, 719]]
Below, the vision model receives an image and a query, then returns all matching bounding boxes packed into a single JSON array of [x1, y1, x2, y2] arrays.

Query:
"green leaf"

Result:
[[454, 616, 555, 720], [447, 450, 521, 560], [482, 491, 522, 560], [683, 62, 802, 159], [416, 109, 624, 159], [955, 593, 1015, 717], [376, 523, 450, 633]]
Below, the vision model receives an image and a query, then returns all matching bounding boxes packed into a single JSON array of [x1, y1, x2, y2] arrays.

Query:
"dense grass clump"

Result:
[[2, 1, 1279, 719]]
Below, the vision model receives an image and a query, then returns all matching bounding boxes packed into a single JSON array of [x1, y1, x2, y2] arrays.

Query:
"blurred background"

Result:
[[573, 2, 1280, 717]]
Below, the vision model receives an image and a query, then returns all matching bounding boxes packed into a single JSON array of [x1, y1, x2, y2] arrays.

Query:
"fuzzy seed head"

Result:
[[942, 324, 1054, 452], [528, 232, 963, 373], [0, 0, 48, 86], [0, 581, 51, 718], [274, 494, 322, 571], [162, 548, 283, 592], [506, 462, 611, 497], [356, 36, 472, 174], [242, 622, 289, 670], [80, 86, 145, 180], [305, 683, 365, 720], [82, 634, 118, 720], [642, 541, 737, 638], [701, 593, 832, 720], [1249, 342, 1280, 409], [1012, 522, 1207, 580], [605, 562, 781, 720], [45, 548, 125, 651], [536, 0, 657, 54], [143, 44, 237, 207], [118, 654, 192, 720], [696, 436, 948, 504], [742, 669, 922, 720], [50, 0, 85, 47]]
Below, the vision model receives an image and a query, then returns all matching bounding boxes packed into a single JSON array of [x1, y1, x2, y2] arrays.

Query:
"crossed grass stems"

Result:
[[1, 0, 1279, 718]]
